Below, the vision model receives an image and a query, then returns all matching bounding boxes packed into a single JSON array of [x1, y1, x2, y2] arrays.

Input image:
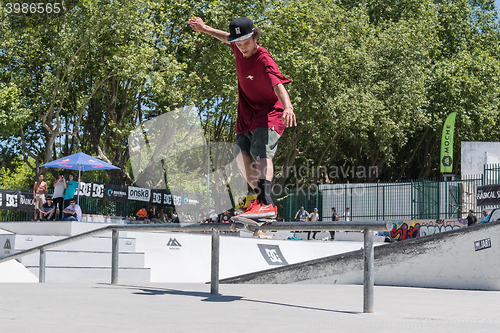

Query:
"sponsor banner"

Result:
[[171, 192, 183, 207], [163, 192, 173, 206], [104, 184, 128, 203], [78, 181, 93, 198], [92, 183, 104, 199], [476, 184, 500, 206], [151, 190, 169, 205], [183, 193, 201, 208], [0, 186, 201, 210], [128, 186, 151, 202], [440, 112, 456, 173], [77, 181, 105, 199], [0, 190, 19, 211], [18, 192, 35, 211]]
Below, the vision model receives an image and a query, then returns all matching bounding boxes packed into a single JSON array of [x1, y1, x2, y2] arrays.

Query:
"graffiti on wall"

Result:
[[388, 218, 467, 241]]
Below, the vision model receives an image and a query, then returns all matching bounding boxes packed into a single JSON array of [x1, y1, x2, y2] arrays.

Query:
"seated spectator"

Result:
[[41, 196, 56, 221], [136, 207, 149, 224], [209, 210, 218, 223], [147, 208, 158, 224], [157, 208, 169, 223], [171, 210, 179, 223], [221, 210, 232, 223], [61, 199, 82, 221]]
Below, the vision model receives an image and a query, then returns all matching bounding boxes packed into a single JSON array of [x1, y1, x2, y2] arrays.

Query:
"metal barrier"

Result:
[[0, 220, 392, 313]]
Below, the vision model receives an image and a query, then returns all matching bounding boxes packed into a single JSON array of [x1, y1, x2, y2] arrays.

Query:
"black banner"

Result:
[[0, 190, 20, 211], [477, 184, 500, 206], [0, 184, 201, 211], [18, 192, 35, 211], [104, 184, 128, 203]]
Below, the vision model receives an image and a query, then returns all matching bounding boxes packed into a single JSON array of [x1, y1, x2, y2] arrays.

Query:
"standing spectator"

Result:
[[294, 206, 309, 222], [63, 174, 78, 208], [343, 207, 351, 221], [330, 207, 338, 240], [307, 208, 320, 240], [40, 197, 56, 221], [136, 207, 149, 224], [52, 173, 67, 220], [467, 209, 477, 226], [33, 174, 47, 221], [61, 199, 82, 221]]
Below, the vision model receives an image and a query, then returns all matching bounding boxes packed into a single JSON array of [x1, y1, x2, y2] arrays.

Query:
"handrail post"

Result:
[[363, 227, 374, 313], [111, 229, 119, 284], [39, 248, 46, 283], [210, 228, 220, 294]]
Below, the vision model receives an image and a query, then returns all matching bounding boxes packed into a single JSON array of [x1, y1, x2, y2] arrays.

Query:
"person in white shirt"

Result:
[[209, 210, 218, 223], [308, 208, 320, 240], [343, 207, 351, 221], [52, 173, 67, 220], [61, 199, 82, 221]]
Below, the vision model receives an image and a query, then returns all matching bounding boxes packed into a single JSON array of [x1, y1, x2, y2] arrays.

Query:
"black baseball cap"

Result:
[[228, 17, 254, 43]]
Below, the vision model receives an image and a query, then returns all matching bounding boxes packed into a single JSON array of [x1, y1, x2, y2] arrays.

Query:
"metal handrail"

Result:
[[0, 220, 392, 313]]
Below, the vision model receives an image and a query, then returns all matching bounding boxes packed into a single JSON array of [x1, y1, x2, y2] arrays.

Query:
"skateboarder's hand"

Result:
[[188, 17, 206, 32], [282, 107, 297, 127]]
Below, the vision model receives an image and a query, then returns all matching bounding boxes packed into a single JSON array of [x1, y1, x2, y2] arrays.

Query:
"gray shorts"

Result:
[[233, 128, 281, 161]]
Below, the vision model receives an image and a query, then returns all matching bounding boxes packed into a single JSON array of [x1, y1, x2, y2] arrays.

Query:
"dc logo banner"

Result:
[[6, 194, 18, 208], [92, 183, 104, 198], [173, 195, 182, 206], [164, 194, 172, 205], [79, 182, 92, 197], [257, 244, 288, 266], [152, 192, 162, 204]]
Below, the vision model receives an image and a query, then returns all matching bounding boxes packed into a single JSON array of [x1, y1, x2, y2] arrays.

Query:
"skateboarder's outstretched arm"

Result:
[[188, 17, 230, 44]]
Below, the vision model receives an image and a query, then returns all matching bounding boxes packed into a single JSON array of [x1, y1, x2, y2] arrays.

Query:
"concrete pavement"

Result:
[[0, 283, 498, 333]]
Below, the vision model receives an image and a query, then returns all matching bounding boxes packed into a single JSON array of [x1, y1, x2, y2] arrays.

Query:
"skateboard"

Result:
[[230, 215, 274, 235]]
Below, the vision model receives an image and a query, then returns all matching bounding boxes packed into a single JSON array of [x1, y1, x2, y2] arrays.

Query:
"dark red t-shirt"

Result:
[[231, 43, 291, 136]]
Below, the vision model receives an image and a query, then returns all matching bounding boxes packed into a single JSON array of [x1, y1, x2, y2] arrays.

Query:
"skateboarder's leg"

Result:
[[233, 129, 279, 218]]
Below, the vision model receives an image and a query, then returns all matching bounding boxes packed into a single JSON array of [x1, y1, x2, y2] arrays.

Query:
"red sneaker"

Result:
[[239, 199, 258, 214], [240, 202, 277, 219]]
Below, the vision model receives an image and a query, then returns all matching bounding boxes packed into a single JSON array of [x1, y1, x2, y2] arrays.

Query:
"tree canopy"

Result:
[[1, 0, 500, 188]]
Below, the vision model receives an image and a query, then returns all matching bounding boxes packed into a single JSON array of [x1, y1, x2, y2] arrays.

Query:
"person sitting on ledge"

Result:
[[40, 196, 56, 221], [61, 199, 82, 221], [136, 207, 149, 224]]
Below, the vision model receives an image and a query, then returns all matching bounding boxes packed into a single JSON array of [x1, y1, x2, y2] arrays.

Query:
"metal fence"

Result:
[[281, 164, 500, 222]]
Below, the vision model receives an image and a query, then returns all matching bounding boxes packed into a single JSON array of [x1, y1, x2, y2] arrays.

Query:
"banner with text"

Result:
[[477, 184, 500, 206]]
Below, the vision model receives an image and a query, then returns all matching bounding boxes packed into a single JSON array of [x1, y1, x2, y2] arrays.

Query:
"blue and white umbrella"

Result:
[[41, 152, 120, 203]]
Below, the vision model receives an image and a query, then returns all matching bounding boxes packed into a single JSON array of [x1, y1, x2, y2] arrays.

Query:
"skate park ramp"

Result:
[[220, 220, 500, 291]]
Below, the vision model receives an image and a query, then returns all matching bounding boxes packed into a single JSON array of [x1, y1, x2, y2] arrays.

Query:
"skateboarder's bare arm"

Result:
[[273, 83, 296, 127], [188, 17, 230, 44]]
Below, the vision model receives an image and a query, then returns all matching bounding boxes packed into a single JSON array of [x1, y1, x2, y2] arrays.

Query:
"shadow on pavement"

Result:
[[104, 284, 360, 314]]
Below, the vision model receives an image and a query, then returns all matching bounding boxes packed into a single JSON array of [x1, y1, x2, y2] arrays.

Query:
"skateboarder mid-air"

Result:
[[189, 16, 297, 219]]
